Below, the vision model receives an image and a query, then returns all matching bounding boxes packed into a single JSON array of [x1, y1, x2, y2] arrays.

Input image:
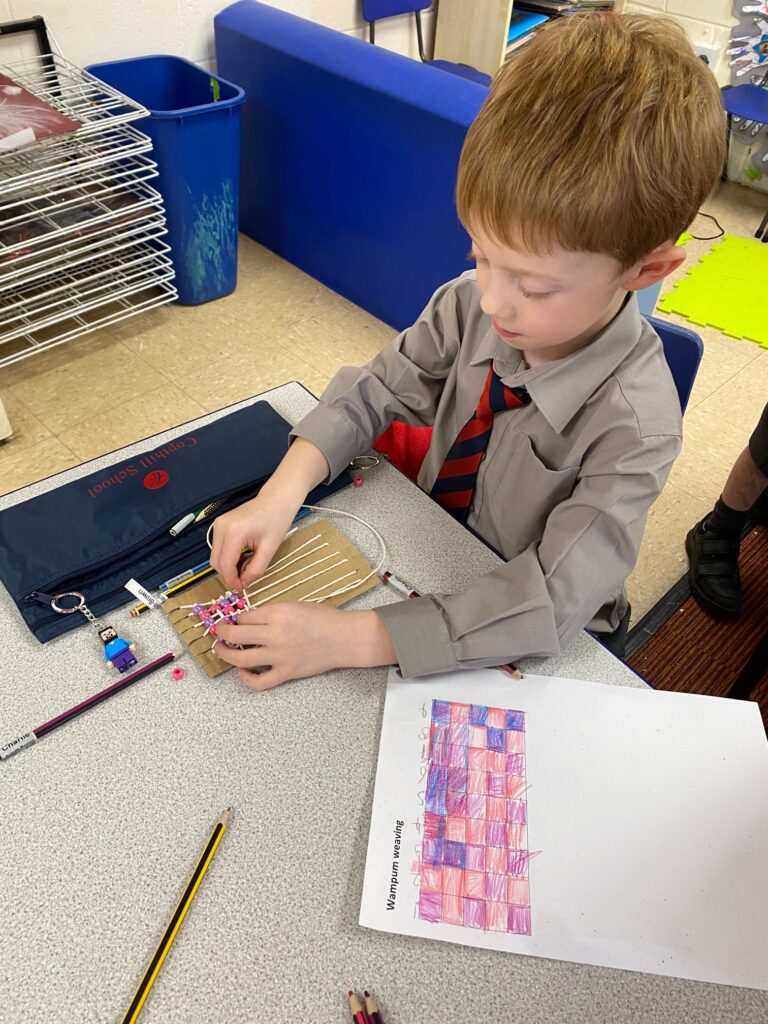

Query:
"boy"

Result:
[[210, 13, 725, 688]]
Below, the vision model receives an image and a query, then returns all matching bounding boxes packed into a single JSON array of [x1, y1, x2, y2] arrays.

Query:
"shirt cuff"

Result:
[[375, 597, 459, 679], [290, 404, 362, 483]]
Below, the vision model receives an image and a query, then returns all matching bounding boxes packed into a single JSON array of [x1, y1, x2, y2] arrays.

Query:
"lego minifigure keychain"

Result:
[[50, 590, 138, 673]]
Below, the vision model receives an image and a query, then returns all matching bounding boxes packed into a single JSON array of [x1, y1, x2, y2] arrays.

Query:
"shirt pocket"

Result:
[[488, 432, 579, 558]]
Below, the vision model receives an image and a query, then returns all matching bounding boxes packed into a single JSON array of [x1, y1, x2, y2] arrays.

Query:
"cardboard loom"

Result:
[[162, 518, 379, 677]]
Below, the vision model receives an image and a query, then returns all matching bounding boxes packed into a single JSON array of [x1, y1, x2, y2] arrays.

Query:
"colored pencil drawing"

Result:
[[414, 699, 534, 935]]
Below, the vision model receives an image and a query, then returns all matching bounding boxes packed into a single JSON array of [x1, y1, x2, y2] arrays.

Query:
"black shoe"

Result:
[[749, 488, 768, 527], [685, 516, 742, 619]]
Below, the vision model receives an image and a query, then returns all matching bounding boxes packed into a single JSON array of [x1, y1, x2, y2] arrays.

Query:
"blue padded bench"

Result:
[[215, 0, 487, 330], [215, 0, 665, 329]]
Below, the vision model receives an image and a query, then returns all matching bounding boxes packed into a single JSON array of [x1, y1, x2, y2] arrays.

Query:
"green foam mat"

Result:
[[657, 234, 768, 348]]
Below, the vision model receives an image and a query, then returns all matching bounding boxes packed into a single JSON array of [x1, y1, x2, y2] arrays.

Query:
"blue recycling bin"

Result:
[[87, 55, 245, 305]]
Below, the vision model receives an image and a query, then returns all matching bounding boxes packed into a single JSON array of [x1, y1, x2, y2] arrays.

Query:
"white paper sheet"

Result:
[[359, 669, 768, 989]]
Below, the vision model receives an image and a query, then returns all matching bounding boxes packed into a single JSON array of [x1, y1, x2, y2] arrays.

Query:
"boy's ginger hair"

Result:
[[456, 14, 725, 268]]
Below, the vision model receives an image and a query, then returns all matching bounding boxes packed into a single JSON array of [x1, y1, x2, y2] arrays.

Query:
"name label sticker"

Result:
[[0, 731, 37, 760], [125, 579, 166, 607]]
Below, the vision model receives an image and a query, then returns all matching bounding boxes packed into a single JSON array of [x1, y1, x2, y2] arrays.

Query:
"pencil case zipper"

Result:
[[23, 477, 267, 622]]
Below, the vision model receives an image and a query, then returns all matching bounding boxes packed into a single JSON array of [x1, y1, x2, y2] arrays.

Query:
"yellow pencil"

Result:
[[121, 808, 231, 1024]]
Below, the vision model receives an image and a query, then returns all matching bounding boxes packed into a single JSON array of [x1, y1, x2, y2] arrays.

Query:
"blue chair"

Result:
[[647, 316, 703, 413], [721, 83, 768, 240], [361, 0, 492, 86]]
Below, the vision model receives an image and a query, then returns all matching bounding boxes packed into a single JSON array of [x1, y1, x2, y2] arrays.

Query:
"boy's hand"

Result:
[[209, 491, 298, 591], [209, 438, 331, 590], [214, 604, 397, 690]]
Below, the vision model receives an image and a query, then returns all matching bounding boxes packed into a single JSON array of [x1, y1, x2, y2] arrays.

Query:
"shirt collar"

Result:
[[469, 293, 644, 433]]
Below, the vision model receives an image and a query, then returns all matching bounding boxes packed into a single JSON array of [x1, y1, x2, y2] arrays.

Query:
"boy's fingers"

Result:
[[209, 526, 223, 573], [216, 622, 268, 647], [215, 639, 271, 669], [217, 531, 249, 589], [217, 566, 241, 592], [241, 546, 275, 587], [238, 666, 282, 691]]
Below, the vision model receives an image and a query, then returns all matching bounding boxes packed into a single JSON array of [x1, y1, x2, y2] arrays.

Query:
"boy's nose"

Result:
[[480, 283, 514, 321]]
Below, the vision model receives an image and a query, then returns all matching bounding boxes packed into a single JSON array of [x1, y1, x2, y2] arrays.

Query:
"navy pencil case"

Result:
[[0, 400, 350, 643]]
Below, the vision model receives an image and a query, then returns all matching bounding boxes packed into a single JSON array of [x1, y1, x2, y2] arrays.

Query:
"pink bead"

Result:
[[171, 666, 185, 680], [236, 598, 246, 609], [353, 475, 363, 487]]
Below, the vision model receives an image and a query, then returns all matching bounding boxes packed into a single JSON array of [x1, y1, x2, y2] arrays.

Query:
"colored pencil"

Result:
[[348, 991, 369, 1024], [121, 809, 230, 1024], [130, 565, 218, 616], [0, 652, 180, 761], [159, 559, 211, 591], [500, 663, 524, 680], [364, 991, 385, 1024], [193, 496, 230, 523]]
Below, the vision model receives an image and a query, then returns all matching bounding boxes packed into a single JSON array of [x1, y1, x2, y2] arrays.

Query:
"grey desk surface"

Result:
[[0, 382, 763, 1024]]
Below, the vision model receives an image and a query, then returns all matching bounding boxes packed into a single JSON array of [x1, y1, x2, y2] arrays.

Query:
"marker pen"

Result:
[[169, 512, 195, 537], [381, 569, 420, 599]]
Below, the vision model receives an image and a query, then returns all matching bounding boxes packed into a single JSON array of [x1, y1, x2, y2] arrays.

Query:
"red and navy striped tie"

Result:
[[430, 364, 530, 523]]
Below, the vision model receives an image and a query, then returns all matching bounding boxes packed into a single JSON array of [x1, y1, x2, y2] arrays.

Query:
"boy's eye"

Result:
[[520, 288, 552, 300]]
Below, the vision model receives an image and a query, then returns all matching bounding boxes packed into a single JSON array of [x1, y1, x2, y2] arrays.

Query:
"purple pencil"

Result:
[[0, 651, 180, 760]]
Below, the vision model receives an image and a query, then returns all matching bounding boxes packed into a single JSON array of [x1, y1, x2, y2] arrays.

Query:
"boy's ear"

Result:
[[622, 242, 686, 292]]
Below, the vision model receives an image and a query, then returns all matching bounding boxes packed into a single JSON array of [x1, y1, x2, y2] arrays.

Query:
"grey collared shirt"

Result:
[[291, 271, 682, 678]]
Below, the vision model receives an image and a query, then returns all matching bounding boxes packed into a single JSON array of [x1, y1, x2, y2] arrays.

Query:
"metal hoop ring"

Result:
[[351, 454, 380, 470], [50, 591, 86, 615]]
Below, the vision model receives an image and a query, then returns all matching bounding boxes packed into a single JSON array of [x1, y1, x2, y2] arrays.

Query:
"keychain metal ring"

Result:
[[351, 454, 380, 470], [50, 591, 86, 615]]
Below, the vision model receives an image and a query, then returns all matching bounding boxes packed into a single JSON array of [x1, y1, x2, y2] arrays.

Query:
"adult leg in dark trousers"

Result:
[[686, 402, 768, 619]]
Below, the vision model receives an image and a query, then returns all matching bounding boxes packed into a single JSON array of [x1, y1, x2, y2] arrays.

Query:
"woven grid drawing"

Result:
[[417, 699, 533, 934]]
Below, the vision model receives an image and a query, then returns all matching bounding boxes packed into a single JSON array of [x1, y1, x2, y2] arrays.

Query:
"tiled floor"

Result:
[[1, 181, 766, 624]]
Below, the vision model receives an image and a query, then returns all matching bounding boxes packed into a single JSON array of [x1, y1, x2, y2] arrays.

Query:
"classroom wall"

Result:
[[0, 0, 436, 71], [625, 1, 768, 193], [625, 0, 736, 84]]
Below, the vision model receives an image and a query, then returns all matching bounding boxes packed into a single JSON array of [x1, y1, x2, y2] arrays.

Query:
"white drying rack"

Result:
[[0, 53, 177, 369]]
